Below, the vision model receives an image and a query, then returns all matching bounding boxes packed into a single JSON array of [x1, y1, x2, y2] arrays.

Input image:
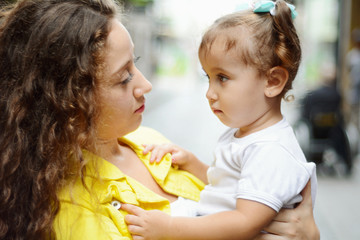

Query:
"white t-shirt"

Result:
[[170, 197, 199, 217], [197, 118, 317, 215]]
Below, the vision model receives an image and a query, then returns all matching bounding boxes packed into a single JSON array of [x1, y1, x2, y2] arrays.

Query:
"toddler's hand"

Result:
[[122, 204, 171, 240], [143, 143, 191, 167], [142, 143, 208, 184]]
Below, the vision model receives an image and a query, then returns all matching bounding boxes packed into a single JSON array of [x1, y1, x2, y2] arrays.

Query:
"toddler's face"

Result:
[[200, 37, 274, 137]]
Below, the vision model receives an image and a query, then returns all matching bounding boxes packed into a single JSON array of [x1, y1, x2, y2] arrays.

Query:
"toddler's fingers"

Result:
[[170, 151, 184, 164], [124, 213, 142, 226], [154, 151, 172, 163], [121, 204, 144, 216], [150, 147, 170, 163], [127, 224, 146, 235], [142, 144, 155, 155], [132, 235, 145, 240]]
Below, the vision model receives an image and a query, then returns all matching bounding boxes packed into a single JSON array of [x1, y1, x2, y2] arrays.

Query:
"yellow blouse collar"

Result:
[[82, 135, 173, 186]]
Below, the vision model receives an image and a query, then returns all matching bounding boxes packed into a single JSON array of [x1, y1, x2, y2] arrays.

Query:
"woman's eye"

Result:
[[119, 71, 133, 85]]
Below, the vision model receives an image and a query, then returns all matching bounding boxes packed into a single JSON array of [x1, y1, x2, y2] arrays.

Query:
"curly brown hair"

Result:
[[199, 0, 301, 99], [0, 0, 120, 239]]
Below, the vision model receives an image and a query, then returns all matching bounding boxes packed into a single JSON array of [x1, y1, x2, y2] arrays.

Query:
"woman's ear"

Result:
[[264, 66, 289, 98]]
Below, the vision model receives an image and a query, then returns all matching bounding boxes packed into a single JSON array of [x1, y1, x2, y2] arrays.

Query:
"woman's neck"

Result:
[[88, 138, 124, 162]]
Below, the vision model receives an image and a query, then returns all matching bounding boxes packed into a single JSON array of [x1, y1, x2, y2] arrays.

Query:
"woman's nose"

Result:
[[134, 68, 152, 98]]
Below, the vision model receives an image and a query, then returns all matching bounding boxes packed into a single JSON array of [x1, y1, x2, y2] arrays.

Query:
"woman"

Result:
[[0, 0, 319, 239]]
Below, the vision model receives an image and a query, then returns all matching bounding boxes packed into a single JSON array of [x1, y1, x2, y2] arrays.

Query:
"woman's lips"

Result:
[[135, 104, 145, 113]]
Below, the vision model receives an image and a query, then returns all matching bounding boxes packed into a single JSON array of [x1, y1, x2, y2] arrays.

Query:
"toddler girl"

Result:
[[122, 1, 317, 239]]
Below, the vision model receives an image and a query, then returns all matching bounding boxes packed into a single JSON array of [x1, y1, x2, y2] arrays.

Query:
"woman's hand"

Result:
[[255, 181, 320, 240]]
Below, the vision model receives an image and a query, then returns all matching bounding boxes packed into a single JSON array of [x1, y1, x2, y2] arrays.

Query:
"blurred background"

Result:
[[4, 0, 358, 238], [120, 0, 360, 239]]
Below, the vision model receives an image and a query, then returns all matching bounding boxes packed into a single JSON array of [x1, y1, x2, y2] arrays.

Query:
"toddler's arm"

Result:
[[143, 143, 209, 184], [123, 183, 318, 240], [255, 181, 320, 240], [123, 198, 277, 240]]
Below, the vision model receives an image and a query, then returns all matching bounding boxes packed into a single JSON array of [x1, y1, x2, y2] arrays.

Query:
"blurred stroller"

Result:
[[294, 64, 353, 176]]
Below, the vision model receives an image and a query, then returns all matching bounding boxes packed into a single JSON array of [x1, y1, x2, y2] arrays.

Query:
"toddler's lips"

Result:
[[212, 108, 222, 114]]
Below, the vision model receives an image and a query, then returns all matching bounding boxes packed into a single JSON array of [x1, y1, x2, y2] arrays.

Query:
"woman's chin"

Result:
[[128, 117, 143, 134]]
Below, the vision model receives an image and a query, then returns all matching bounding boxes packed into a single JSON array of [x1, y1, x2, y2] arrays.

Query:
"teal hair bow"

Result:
[[253, 1, 297, 19]]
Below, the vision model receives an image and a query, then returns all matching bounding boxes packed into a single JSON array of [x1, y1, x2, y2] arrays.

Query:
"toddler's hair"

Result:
[[199, 0, 301, 98]]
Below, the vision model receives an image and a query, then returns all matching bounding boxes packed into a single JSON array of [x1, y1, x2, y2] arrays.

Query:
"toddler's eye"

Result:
[[134, 56, 141, 64], [218, 75, 229, 82]]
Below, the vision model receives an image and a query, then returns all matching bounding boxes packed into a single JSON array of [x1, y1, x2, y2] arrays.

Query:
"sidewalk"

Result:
[[142, 79, 360, 240]]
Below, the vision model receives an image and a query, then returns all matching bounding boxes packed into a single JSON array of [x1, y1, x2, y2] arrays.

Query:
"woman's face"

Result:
[[95, 19, 152, 140]]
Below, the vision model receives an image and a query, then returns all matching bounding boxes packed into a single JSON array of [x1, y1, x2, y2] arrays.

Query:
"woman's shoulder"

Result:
[[125, 126, 172, 145]]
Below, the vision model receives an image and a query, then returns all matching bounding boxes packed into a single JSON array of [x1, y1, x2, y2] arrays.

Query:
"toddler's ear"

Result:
[[264, 66, 289, 98]]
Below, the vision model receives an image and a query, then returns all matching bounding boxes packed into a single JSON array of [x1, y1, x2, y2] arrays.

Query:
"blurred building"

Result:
[[121, 0, 155, 79], [338, 0, 360, 118]]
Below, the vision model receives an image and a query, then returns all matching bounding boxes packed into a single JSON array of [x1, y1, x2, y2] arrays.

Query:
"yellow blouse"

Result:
[[53, 126, 205, 239]]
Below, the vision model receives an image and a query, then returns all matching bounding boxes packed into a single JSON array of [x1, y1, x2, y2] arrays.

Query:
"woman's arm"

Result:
[[255, 181, 320, 240]]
